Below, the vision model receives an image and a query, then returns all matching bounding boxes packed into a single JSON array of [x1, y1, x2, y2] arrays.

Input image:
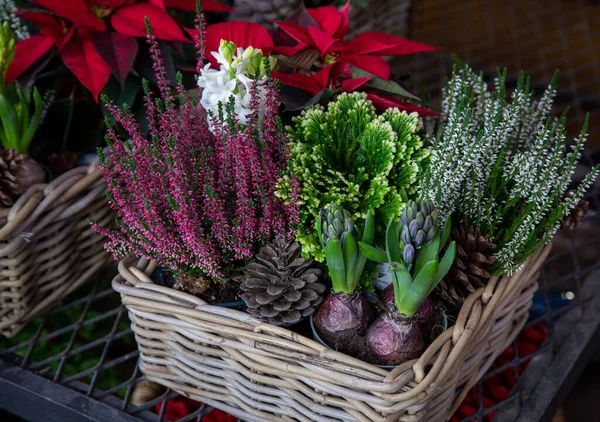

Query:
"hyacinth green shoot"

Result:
[[318, 204, 375, 294], [360, 201, 456, 316], [277, 92, 431, 261], [421, 58, 599, 274], [0, 22, 42, 153]]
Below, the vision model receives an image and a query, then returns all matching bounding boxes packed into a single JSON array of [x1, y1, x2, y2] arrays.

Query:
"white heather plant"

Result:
[[421, 61, 599, 274]]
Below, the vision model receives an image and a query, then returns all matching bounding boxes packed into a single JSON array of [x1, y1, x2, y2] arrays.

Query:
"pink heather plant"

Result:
[[94, 18, 299, 279]]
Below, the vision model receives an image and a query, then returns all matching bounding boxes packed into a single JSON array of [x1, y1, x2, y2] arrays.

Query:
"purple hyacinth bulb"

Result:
[[315, 292, 370, 334], [366, 311, 424, 365]]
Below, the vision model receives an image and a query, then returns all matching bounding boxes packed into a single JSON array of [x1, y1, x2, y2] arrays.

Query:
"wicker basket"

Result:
[[113, 242, 552, 422], [0, 161, 113, 337]]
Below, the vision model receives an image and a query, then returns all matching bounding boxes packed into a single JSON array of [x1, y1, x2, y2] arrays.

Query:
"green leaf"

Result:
[[0, 93, 19, 150], [20, 87, 43, 153], [428, 241, 457, 296], [439, 216, 452, 252], [317, 212, 324, 248], [358, 242, 387, 263], [352, 68, 420, 101], [324, 238, 348, 293], [399, 260, 437, 316], [414, 232, 440, 275], [391, 260, 412, 307], [343, 232, 358, 290], [362, 209, 375, 244], [16, 86, 30, 140], [386, 217, 402, 263]]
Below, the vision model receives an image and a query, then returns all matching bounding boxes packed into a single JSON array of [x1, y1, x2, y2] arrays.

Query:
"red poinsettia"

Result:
[[7, 0, 230, 100], [271, 2, 438, 113]]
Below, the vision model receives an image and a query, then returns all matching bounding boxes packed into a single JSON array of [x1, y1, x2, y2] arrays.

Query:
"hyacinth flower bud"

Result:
[[218, 39, 236, 63], [401, 225, 411, 245], [403, 244, 415, 266], [414, 230, 426, 248], [409, 219, 419, 239], [246, 52, 263, 76], [320, 203, 357, 248]]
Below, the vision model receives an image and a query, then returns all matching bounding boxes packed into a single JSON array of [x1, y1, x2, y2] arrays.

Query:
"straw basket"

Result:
[[0, 160, 113, 337], [113, 242, 552, 422]]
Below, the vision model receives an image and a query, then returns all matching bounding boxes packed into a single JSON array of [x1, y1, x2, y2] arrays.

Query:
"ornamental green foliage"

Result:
[[421, 61, 599, 274], [277, 92, 430, 260]]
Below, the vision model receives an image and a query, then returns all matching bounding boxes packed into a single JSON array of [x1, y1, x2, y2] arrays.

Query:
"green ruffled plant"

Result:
[[277, 92, 430, 260]]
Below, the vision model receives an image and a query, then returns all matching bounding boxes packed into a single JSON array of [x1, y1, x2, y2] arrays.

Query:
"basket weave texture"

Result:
[[0, 161, 113, 337], [113, 243, 552, 422]]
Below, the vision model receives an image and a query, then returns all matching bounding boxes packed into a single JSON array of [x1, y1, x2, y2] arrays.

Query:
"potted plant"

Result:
[[97, 18, 303, 309]]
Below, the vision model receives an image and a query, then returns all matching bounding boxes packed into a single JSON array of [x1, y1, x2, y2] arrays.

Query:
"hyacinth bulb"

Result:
[[380, 284, 436, 324], [366, 311, 424, 365], [314, 292, 370, 334]]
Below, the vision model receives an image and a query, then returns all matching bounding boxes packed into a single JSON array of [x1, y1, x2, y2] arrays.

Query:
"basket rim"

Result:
[[0, 158, 105, 241]]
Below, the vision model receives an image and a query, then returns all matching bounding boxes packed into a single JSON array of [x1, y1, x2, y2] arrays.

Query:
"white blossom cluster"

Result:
[[421, 64, 599, 273], [197, 40, 272, 132], [0, 0, 29, 40]]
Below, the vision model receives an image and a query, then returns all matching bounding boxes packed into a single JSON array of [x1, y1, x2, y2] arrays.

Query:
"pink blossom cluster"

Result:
[[94, 27, 299, 278]]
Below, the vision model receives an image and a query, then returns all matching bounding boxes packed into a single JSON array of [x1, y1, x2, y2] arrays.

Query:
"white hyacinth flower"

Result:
[[197, 41, 270, 132]]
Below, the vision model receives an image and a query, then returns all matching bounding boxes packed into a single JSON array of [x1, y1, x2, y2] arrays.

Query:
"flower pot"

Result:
[[0, 159, 113, 337], [113, 242, 551, 422], [155, 266, 246, 311]]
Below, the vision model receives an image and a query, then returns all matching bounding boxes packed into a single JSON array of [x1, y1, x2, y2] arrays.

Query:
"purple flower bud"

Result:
[[401, 225, 411, 245], [403, 244, 415, 265], [409, 219, 419, 239], [414, 230, 426, 247], [423, 215, 432, 232], [416, 211, 425, 228]]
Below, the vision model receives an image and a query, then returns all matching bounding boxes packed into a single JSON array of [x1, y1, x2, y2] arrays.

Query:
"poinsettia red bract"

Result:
[[274, 3, 437, 80], [7, 0, 229, 100], [272, 2, 439, 113]]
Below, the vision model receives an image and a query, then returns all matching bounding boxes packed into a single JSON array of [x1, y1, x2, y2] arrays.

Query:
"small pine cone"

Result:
[[241, 238, 325, 326], [48, 151, 78, 176], [436, 226, 496, 305], [561, 200, 589, 230], [229, 0, 301, 31], [0, 149, 25, 207]]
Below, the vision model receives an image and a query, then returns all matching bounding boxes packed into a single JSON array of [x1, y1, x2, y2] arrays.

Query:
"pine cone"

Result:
[[48, 151, 78, 176], [0, 149, 25, 207], [229, 0, 301, 31], [241, 239, 325, 326], [436, 226, 496, 305], [562, 200, 589, 230]]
